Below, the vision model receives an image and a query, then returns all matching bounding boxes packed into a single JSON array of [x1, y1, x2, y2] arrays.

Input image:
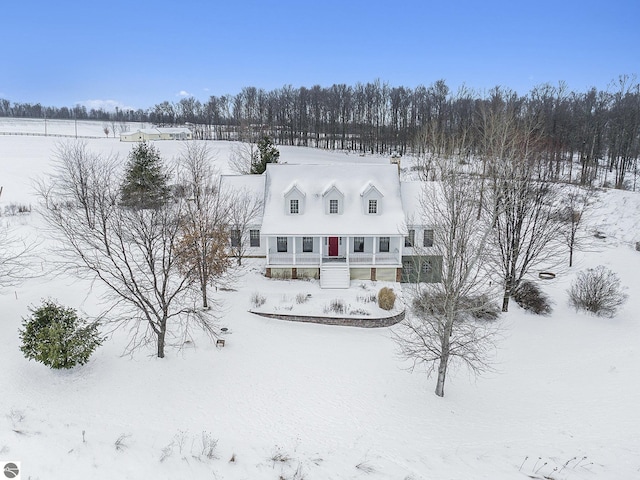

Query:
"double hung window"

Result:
[[277, 237, 288, 252], [353, 237, 364, 253]]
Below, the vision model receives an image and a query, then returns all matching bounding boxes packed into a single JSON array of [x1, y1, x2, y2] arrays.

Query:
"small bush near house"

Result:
[[295, 293, 309, 304], [19, 299, 102, 369], [356, 293, 377, 303], [568, 266, 628, 317], [378, 287, 396, 311], [324, 298, 345, 314], [251, 292, 266, 308], [513, 280, 553, 315]]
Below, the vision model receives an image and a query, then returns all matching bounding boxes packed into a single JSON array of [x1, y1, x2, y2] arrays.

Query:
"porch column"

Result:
[[292, 236, 296, 265], [266, 237, 270, 266], [373, 236, 377, 265], [346, 236, 350, 265]]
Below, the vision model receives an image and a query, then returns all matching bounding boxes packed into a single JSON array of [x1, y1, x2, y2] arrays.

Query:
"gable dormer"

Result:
[[360, 182, 383, 215], [322, 183, 344, 215], [283, 183, 305, 215]]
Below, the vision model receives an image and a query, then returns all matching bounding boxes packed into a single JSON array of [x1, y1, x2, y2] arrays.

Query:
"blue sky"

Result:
[[2, 0, 638, 111]]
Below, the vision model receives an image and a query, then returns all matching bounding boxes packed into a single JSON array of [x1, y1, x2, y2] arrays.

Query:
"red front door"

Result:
[[329, 237, 339, 256]]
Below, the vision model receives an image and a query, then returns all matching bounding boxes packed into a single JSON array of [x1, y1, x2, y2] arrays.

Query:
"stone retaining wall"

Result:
[[250, 309, 405, 328]]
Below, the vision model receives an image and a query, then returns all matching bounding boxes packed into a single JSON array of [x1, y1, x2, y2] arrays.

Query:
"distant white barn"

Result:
[[221, 162, 441, 288], [120, 127, 192, 142]]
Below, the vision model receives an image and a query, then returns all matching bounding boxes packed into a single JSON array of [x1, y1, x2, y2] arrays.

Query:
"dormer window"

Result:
[[323, 184, 344, 215], [284, 183, 305, 215], [361, 182, 383, 215]]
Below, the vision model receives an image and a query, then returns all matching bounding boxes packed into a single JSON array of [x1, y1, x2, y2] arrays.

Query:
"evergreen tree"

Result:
[[250, 136, 280, 174], [19, 300, 102, 369], [120, 141, 170, 208]]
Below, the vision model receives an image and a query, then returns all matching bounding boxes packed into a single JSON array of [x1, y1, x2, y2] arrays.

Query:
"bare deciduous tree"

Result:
[[228, 189, 263, 266], [37, 141, 217, 358], [477, 96, 564, 311], [558, 187, 596, 267], [0, 220, 38, 290], [175, 142, 232, 309], [228, 141, 258, 175], [488, 159, 563, 312], [395, 158, 500, 397]]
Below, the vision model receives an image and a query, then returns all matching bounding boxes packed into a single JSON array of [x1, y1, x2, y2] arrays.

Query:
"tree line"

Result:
[[2, 76, 639, 187]]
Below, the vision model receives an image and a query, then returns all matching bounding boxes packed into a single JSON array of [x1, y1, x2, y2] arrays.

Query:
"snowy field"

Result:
[[0, 118, 639, 479]]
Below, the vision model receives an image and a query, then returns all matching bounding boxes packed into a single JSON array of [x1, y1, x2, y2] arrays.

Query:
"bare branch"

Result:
[[36, 141, 219, 358]]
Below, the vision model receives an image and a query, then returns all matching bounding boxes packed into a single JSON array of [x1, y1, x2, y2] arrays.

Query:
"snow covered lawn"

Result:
[[0, 120, 639, 479]]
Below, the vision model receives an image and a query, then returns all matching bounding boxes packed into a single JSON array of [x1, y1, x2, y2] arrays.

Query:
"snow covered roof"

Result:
[[261, 163, 406, 236], [400, 181, 441, 224], [138, 127, 191, 135], [219, 174, 266, 218]]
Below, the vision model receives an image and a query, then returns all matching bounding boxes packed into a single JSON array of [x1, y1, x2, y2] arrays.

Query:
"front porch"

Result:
[[266, 235, 403, 267]]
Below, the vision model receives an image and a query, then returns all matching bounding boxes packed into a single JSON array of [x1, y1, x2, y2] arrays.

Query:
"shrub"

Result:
[[378, 287, 396, 310], [295, 293, 309, 304], [356, 293, 377, 304], [19, 299, 102, 369], [324, 298, 345, 314], [413, 291, 500, 321], [4, 203, 31, 216], [513, 280, 553, 315], [465, 295, 501, 321], [250, 292, 266, 308], [568, 266, 628, 317]]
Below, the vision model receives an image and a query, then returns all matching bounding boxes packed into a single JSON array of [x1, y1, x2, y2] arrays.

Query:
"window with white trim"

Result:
[[230, 229, 241, 247], [302, 237, 313, 253], [368, 199, 377, 214], [403, 260, 414, 274], [422, 259, 432, 274], [353, 237, 364, 253], [423, 229, 434, 247], [405, 229, 415, 247], [277, 237, 288, 252], [329, 199, 338, 214], [379, 236, 390, 252], [290, 199, 299, 214], [250, 229, 260, 247]]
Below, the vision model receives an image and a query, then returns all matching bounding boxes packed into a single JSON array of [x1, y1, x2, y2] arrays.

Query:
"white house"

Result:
[[399, 181, 442, 283], [221, 162, 440, 288], [120, 127, 192, 142]]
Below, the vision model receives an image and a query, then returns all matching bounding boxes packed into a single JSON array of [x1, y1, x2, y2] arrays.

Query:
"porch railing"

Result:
[[268, 252, 321, 265], [268, 251, 400, 266]]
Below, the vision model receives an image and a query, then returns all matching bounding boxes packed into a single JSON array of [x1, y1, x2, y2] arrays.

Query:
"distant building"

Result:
[[120, 127, 192, 142]]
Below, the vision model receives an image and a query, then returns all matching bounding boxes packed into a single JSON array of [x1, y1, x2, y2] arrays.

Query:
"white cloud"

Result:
[[176, 90, 191, 97], [80, 99, 134, 112]]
